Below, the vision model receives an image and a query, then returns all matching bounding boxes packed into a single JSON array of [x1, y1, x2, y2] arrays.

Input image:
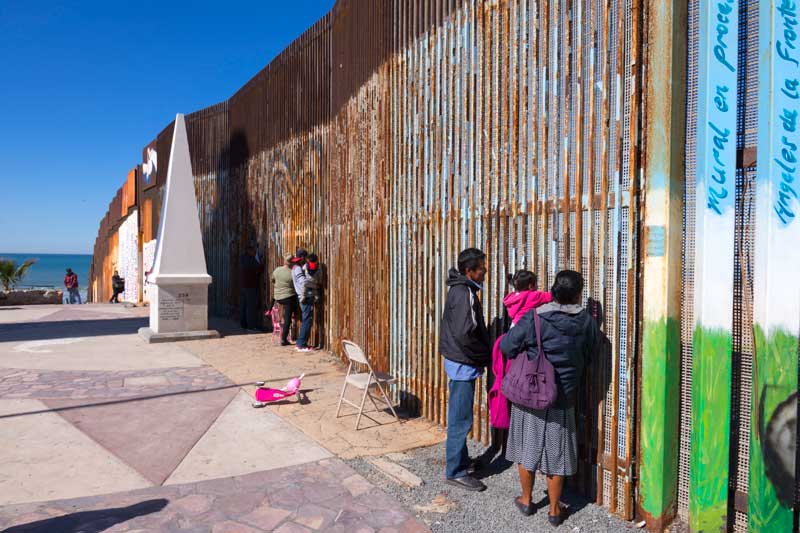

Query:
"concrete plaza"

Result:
[[0, 304, 434, 532]]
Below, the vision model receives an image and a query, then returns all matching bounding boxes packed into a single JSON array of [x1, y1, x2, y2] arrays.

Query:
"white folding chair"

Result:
[[336, 340, 400, 430]]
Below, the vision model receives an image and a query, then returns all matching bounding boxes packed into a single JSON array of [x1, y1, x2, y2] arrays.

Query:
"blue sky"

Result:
[[0, 1, 335, 254]]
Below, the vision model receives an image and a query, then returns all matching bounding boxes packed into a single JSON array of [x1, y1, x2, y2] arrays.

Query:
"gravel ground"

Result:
[[346, 440, 640, 532]]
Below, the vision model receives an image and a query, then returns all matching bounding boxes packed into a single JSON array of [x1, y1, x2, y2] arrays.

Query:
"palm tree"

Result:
[[0, 258, 37, 291]]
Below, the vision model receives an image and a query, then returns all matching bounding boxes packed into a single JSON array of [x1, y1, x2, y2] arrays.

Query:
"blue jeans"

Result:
[[446, 378, 476, 479], [296, 301, 314, 348], [68, 288, 81, 304]]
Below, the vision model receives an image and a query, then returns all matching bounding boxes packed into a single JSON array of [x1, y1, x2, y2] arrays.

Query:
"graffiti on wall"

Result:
[[143, 147, 157, 189], [142, 239, 156, 303]]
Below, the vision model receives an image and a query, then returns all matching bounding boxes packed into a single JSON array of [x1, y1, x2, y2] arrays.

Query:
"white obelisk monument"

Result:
[[139, 114, 219, 343]]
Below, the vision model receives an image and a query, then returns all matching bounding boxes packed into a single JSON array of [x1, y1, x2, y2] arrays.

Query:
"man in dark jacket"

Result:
[[110, 270, 125, 303], [239, 243, 264, 331], [440, 248, 491, 491], [64, 268, 81, 304]]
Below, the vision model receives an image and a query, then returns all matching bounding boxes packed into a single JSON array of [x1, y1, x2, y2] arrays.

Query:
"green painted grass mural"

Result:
[[690, 326, 732, 532], [748, 326, 798, 532], [639, 317, 681, 519]]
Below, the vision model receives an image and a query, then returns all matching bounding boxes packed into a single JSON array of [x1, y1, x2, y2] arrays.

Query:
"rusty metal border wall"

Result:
[[384, 1, 643, 517], [89, 0, 648, 519]]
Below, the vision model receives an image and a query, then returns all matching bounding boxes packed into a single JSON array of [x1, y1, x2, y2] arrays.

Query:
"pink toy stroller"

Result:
[[252, 374, 305, 408]]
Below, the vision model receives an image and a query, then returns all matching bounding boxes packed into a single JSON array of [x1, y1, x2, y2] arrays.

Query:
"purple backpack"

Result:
[[501, 311, 558, 410]]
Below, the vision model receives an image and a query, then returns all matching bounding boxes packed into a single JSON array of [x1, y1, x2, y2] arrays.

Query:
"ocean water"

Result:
[[0, 252, 91, 301]]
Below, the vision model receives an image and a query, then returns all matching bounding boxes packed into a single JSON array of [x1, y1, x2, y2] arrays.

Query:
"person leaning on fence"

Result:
[[292, 248, 316, 352], [110, 270, 125, 303], [303, 253, 325, 349], [271, 253, 298, 346], [500, 270, 598, 526], [487, 270, 552, 456], [439, 247, 491, 492]]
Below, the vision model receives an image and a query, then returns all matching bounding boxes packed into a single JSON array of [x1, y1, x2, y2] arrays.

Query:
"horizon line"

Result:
[[0, 251, 93, 256]]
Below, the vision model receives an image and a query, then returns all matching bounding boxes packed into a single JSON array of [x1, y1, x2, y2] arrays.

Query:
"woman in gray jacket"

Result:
[[500, 270, 598, 526]]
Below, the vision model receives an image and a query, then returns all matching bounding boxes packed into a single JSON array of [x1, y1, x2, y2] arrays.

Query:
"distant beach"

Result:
[[0, 253, 91, 302]]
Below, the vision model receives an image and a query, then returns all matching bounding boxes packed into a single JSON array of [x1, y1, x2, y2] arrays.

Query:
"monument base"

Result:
[[149, 283, 211, 333], [138, 327, 220, 344]]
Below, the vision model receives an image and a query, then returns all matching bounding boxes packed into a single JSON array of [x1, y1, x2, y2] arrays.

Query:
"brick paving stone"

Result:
[[350, 526, 377, 533], [342, 474, 373, 497], [273, 522, 314, 533], [269, 485, 306, 511], [173, 494, 214, 515], [212, 492, 266, 517], [240, 503, 292, 530], [212, 520, 263, 533], [325, 493, 371, 516], [293, 503, 338, 530], [328, 507, 371, 530], [299, 479, 349, 503]]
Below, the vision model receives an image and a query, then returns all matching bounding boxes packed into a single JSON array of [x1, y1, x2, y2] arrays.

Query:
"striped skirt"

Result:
[[505, 403, 578, 476]]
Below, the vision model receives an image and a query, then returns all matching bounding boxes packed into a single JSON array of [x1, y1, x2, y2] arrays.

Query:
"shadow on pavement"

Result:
[[0, 315, 274, 343], [0, 318, 148, 343], [0, 373, 324, 421], [473, 446, 515, 479], [1, 498, 168, 532]]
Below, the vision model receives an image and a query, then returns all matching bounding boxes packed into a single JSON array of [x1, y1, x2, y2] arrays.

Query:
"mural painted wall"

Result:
[[117, 211, 139, 303], [751, 1, 800, 530], [689, 0, 738, 530]]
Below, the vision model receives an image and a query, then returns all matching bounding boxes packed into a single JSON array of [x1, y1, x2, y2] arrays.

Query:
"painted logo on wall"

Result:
[[143, 147, 158, 188]]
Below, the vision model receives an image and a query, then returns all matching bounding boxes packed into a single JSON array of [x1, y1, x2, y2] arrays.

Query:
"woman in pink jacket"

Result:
[[488, 270, 552, 452]]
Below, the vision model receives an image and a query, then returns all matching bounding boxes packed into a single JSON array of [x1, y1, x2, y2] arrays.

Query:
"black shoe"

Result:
[[466, 457, 483, 474], [445, 475, 486, 492], [548, 504, 568, 527], [280, 341, 292, 346], [514, 497, 534, 516]]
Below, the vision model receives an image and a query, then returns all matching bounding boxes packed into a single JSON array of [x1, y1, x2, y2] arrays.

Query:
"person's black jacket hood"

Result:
[[500, 301, 598, 408], [439, 268, 491, 367]]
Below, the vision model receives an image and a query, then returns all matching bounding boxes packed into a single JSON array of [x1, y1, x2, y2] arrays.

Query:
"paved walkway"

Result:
[[181, 322, 445, 459], [0, 304, 430, 532]]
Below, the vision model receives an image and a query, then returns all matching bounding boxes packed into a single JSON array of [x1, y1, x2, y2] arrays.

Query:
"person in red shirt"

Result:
[[64, 268, 81, 304]]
